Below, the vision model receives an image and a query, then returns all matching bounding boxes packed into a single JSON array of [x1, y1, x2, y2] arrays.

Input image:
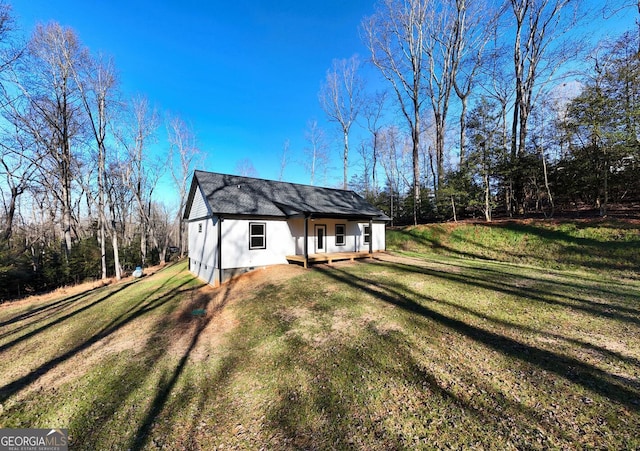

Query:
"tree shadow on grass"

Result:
[[392, 228, 492, 262], [393, 222, 640, 274], [0, 272, 194, 404], [461, 221, 640, 273], [0, 287, 100, 329], [0, 282, 138, 352], [0, 263, 188, 352], [315, 263, 640, 412], [129, 274, 243, 450], [262, 334, 358, 449], [375, 328, 583, 447], [465, 258, 640, 304], [384, 257, 640, 326], [432, 290, 640, 369], [258, 285, 580, 448]]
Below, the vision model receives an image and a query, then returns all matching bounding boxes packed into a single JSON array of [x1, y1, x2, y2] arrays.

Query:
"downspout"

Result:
[[303, 214, 309, 269], [369, 218, 373, 254], [218, 216, 223, 286]]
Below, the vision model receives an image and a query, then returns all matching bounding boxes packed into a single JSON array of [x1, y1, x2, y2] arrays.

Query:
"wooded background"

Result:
[[1, 0, 639, 298]]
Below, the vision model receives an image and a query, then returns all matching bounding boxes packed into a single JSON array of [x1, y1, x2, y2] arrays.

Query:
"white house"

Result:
[[183, 170, 390, 286]]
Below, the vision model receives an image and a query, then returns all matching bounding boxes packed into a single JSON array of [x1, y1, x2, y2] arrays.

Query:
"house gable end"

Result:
[[188, 183, 211, 221]]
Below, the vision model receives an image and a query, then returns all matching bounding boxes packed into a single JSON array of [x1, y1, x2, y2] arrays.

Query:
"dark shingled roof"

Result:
[[184, 170, 390, 220]]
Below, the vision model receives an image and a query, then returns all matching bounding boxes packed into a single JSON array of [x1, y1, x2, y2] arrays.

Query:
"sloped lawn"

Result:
[[0, 255, 638, 449]]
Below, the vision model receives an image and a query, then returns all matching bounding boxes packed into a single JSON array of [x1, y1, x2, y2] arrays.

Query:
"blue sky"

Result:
[[11, 0, 638, 199], [13, 0, 375, 190]]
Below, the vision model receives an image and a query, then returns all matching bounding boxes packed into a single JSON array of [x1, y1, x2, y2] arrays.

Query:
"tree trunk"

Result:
[[61, 180, 73, 259], [601, 148, 608, 216], [98, 137, 108, 280], [459, 94, 468, 167], [343, 128, 349, 189], [484, 170, 491, 222], [140, 226, 147, 267], [451, 195, 457, 222], [100, 220, 107, 280], [412, 139, 420, 226], [2, 186, 18, 241], [412, 100, 421, 226], [540, 147, 554, 218], [111, 222, 122, 280]]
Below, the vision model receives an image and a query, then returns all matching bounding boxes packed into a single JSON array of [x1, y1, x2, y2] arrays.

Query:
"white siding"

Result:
[[221, 218, 295, 269], [372, 222, 386, 251], [188, 216, 219, 285], [289, 218, 386, 254], [351, 222, 386, 252], [188, 185, 210, 220], [289, 218, 305, 254], [187, 212, 386, 286]]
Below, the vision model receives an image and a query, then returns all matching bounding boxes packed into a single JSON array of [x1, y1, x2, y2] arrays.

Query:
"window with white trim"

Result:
[[249, 222, 266, 249], [335, 224, 346, 246], [364, 225, 371, 244]]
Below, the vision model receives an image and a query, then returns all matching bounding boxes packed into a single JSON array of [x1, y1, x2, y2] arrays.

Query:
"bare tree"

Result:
[[116, 96, 161, 267], [0, 5, 34, 243], [452, 0, 497, 167], [235, 158, 258, 177], [363, 0, 430, 224], [0, 130, 37, 241], [362, 90, 388, 194], [319, 55, 364, 189], [0, 1, 22, 76], [73, 54, 123, 280], [378, 125, 408, 225], [422, 0, 462, 192], [278, 139, 289, 181], [509, 0, 582, 212], [11, 22, 87, 258], [479, 39, 516, 214], [148, 200, 173, 264], [303, 119, 329, 186], [167, 114, 200, 257]]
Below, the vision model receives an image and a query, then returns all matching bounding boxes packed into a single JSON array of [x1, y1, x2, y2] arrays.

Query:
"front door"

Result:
[[314, 224, 327, 253]]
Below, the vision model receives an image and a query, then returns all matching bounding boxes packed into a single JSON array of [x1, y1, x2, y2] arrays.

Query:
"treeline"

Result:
[[2, 1, 639, 298], [317, 0, 639, 225], [0, 5, 198, 299]]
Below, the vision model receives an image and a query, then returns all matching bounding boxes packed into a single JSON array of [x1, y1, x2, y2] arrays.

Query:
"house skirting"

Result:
[[190, 259, 269, 287]]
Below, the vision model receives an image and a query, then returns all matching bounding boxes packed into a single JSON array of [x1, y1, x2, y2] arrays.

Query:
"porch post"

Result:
[[218, 216, 223, 285], [369, 218, 373, 254], [303, 215, 309, 268]]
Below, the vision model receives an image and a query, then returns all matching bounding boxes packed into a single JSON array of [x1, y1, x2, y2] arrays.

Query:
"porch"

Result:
[[286, 251, 374, 268]]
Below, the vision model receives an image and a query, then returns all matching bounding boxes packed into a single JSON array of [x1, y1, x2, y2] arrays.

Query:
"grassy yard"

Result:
[[0, 231, 639, 449], [387, 218, 640, 274]]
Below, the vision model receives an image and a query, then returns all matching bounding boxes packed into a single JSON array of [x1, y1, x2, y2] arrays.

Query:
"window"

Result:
[[364, 225, 371, 244], [249, 222, 266, 249], [198, 223, 203, 233], [335, 224, 346, 246]]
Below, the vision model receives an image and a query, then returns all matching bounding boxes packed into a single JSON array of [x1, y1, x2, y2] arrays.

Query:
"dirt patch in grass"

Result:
[[184, 264, 307, 361]]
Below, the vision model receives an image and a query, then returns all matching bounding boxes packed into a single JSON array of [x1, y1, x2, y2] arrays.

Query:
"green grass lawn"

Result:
[[0, 238, 639, 449], [387, 219, 640, 274]]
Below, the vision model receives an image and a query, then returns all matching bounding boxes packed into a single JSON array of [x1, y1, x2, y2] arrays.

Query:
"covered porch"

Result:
[[286, 251, 374, 268]]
